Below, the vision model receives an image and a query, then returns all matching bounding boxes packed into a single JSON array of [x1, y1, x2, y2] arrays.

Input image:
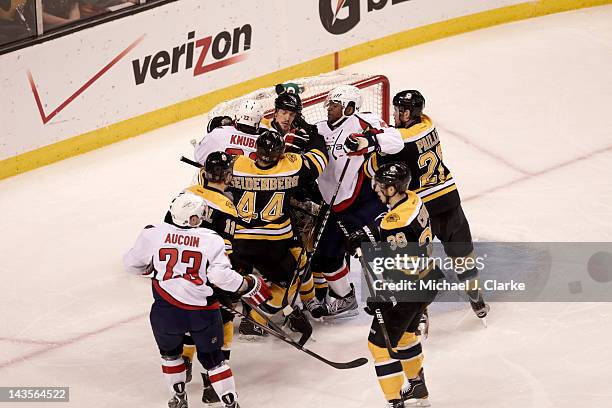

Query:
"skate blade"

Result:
[[479, 316, 488, 328], [238, 333, 268, 342], [404, 398, 430, 407], [321, 309, 359, 321], [202, 401, 223, 408]]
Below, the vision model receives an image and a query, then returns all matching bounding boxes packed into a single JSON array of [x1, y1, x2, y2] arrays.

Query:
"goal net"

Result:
[[206, 73, 390, 125]]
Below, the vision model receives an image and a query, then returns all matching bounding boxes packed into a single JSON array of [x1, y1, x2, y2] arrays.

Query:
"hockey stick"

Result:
[[281, 158, 352, 312], [336, 217, 404, 360], [355, 247, 405, 360], [220, 302, 368, 370], [180, 156, 203, 168]]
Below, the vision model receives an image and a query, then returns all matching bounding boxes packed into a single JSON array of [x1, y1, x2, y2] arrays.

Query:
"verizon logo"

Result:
[[131, 25, 252, 85]]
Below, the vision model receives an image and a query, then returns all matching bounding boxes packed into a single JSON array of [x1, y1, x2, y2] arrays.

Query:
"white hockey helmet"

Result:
[[325, 85, 363, 113], [169, 191, 208, 227], [234, 99, 264, 130]]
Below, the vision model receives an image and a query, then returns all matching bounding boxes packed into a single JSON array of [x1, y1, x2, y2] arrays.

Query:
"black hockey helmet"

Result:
[[393, 90, 425, 119], [206, 115, 233, 133], [256, 130, 285, 164], [205, 151, 234, 182], [274, 92, 302, 114], [374, 162, 411, 193]]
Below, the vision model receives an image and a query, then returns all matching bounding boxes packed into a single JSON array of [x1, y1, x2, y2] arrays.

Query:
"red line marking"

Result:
[[27, 35, 145, 125], [464, 143, 612, 202], [0, 313, 146, 369], [0, 337, 59, 346], [438, 124, 530, 175]]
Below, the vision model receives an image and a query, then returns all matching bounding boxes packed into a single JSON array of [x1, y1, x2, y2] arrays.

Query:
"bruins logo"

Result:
[[286, 153, 297, 163], [387, 213, 400, 223]]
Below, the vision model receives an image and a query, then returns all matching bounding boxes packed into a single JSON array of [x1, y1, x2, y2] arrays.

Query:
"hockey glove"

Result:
[[364, 294, 397, 316], [206, 116, 233, 133], [240, 274, 272, 306], [343, 128, 383, 156], [284, 132, 310, 153], [346, 224, 380, 256], [293, 114, 318, 136]]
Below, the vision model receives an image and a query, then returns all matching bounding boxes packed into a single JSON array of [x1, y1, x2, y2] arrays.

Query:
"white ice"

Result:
[[1, 5, 612, 407]]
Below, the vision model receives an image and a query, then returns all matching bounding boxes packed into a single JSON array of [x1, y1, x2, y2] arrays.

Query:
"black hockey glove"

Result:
[[284, 131, 310, 153], [206, 115, 233, 133], [346, 224, 380, 256], [293, 114, 318, 136], [364, 294, 397, 316]]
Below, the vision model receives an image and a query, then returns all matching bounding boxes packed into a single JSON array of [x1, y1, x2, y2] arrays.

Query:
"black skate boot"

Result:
[[168, 382, 188, 408], [387, 399, 405, 408], [323, 284, 358, 319], [238, 318, 268, 339], [401, 369, 430, 407], [467, 289, 490, 326], [201, 372, 220, 405], [303, 297, 326, 319], [221, 392, 240, 408]]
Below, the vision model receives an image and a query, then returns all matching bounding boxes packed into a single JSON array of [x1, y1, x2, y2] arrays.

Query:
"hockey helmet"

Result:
[[393, 90, 425, 119], [324, 85, 362, 113], [275, 92, 302, 114], [235, 99, 264, 130], [256, 130, 285, 164], [204, 151, 234, 183], [373, 162, 412, 193], [169, 191, 208, 227]]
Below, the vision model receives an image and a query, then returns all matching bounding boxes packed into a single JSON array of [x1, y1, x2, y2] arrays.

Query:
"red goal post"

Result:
[[206, 73, 390, 126]]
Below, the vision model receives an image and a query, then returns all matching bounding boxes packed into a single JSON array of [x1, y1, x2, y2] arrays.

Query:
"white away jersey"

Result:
[[194, 125, 259, 165], [124, 223, 243, 309], [316, 113, 402, 211]]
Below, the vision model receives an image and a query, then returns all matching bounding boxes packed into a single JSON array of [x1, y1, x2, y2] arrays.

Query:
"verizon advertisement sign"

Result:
[[0, 0, 530, 163]]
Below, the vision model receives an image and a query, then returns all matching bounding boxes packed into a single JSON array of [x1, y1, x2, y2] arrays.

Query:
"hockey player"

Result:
[[312, 84, 403, 317], [124, 190, 271, 408], [348, 163, 441, 407], [365, 90, 489, 321], [194, 99, 264, 167], [230, 129, 328, 333], [175, 152, 240, 404]]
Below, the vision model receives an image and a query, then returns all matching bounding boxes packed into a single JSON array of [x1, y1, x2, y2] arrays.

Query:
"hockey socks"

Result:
[[324, 262, 351, 297], [161, 355, 187, 396]]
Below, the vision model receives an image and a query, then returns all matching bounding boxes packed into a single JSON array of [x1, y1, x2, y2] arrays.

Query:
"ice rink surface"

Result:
[[1, 5, 612, 407]]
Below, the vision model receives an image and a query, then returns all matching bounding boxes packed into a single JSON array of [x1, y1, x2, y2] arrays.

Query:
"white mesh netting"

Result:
[[206, 73, 389, 125]]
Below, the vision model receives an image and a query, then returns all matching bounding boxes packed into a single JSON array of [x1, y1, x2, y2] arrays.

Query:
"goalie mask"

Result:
[[256, 130, 285, 164], [235, 99, 264, 132], [169, 191, 208, 228]]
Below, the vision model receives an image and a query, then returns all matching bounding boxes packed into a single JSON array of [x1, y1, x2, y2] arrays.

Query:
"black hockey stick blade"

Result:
[[221, 303, 367, 369], [180, 156, 202, 168]]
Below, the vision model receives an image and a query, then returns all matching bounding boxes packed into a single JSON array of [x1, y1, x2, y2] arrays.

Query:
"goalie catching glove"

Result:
[[238, 274, 272, 306], [343, 128, 383, 156]]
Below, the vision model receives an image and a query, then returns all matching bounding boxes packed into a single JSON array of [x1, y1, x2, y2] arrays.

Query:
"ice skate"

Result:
[[387, 399, 405, 408], [168, 382, 188, 408], [467, 289, 490, 327], [401, 369, 430, 407], [221, 392, 240, 408], [238, 318, 268, 340], [201, 372, 221, 406], [322, 284, 359, 320], [303, 297, 326, 319]]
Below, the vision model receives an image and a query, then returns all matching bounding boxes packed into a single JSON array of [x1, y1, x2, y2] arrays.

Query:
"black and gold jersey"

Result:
[[185, 184, 237, 255], [230, 146, 327, 241], [365, 115, 460, 216], [379, 191, 434, 279]]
